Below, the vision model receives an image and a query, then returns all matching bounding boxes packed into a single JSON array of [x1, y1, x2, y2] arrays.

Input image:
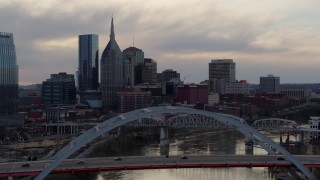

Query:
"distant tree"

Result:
[[310, 98, 320, 103]]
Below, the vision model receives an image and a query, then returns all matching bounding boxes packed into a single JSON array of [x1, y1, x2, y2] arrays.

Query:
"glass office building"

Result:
[[0, 32, 18, 115], [78, 34, 99, 91], [123, 47, 144, 85]]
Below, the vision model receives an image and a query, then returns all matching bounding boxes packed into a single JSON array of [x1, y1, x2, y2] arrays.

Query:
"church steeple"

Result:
[[110, 16, 115, 41]]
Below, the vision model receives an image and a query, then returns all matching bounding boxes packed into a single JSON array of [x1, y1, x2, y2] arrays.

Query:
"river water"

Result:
[[91, 128, 310, 180]]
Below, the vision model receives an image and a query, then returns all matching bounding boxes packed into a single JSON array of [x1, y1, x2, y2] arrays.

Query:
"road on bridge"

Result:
[[0, 155, 320, 177]]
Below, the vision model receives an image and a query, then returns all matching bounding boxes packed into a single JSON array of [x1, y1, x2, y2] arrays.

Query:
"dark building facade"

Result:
[[123, 47, 144, 86], [142, 58, 157, 84], [159, 69, 180, 82], [248, 93, 289, 109], [0, 32, 18, 115], [260, 75, 280, 93], [176, 85, 208, 104], [78, 34, 99, 91], [100, 18, 124, 109], [42, 73, 76, 105]]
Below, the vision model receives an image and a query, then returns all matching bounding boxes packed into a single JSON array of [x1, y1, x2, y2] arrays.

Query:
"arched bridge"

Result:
[[35, 106, 316, 180], [251, 118, 299, 130], [126, 113, 247, 127]]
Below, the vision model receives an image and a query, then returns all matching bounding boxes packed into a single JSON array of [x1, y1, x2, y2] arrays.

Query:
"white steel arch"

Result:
[[252, 118, 299, 130], [35, 106, 315, 180]]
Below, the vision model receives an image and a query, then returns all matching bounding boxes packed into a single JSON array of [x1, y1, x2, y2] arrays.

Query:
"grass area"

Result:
[[284, 104, 320, 123]]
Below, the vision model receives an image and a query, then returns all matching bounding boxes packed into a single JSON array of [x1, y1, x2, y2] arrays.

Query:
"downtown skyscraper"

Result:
[[123, 47, 144, 86], [78, 34, 99, 91], [100, 18, 124, 110], [0, 32, 18, 115], [208, 59, 235, 93]]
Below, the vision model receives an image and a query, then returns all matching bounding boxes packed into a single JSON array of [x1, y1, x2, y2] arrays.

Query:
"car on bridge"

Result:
[[180, 156, 188, 159], [21, 163, 30, 167], [277, 157, 285, 161], [77, 160, 85, 164], [114, 157, 122, 161]]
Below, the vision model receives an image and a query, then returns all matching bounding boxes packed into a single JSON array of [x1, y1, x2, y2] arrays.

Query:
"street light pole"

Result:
[[56, 80, 63, 152], [56, 105, 60, 152]]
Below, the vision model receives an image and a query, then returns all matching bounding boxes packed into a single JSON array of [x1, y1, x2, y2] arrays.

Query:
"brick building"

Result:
[[176, 85, 208, 104], [248, 93, 289, 109], [116, 88, 151, 113]]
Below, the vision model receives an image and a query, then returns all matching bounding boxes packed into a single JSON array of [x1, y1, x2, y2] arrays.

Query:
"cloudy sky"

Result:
[[1, 0, 320, 85]]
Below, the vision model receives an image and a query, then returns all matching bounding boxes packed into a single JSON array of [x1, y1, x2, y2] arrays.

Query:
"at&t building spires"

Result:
[[100, 17, 124, 110]]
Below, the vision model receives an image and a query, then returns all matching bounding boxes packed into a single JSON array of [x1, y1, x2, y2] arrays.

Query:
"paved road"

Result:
[[0, 155, 320, 177]]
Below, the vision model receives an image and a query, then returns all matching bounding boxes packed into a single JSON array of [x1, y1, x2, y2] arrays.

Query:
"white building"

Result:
[[208, 92, 219, 105], [280, 87, 311, 101], [309, 116, 320, 141]]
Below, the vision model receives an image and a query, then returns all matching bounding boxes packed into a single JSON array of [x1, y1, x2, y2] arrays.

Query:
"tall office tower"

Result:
[[100, 17, 124, 109], [208, 59, 235, 93], [0, 32, 18, 115], [142, 58, 157, 84], [123, 47, 144, 85], [78, 34, 99, 91], [42, 72, 76, 105], [260, 74, 280, 93]]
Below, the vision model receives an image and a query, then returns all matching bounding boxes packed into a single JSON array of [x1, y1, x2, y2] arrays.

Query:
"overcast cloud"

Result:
[[1, 0, 319, 85]]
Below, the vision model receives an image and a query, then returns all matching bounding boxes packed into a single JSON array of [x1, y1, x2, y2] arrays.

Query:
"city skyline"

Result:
[[1, 0, 320, 85]]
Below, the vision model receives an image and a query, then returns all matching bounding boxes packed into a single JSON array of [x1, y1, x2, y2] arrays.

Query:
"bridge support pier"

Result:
[[306, 144, 313, 155], [299, 131, 304, 144], [8, 176, 13, 180], [286, 132, 290, 145], [160, 127, 169, 156], [244, 138, 253, 154]]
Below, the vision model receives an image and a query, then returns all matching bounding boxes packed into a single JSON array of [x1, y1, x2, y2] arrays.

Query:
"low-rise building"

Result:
[[176, 84, 208, 104], [309, 116, 320, 141], [116, 88, 151, 113], [280, 87, 311, 102], [208, 93, 219, 105], [248, 93, 289, 109], [225, 80, 249, 95], [219, 94, 246, 104]]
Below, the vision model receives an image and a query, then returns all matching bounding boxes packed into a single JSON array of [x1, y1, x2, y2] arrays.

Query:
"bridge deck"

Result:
[[1, 155, 320, 177]]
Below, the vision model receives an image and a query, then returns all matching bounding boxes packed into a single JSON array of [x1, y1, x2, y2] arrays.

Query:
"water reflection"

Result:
[[99, 168, 273, 180], [98, 128, 277, 180]]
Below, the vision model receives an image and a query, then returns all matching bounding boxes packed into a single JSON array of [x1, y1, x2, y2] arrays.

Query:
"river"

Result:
[[87, 128, 312, 180]]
